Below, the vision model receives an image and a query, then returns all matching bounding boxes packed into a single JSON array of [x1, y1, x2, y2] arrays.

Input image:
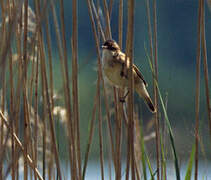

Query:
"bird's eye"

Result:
[[110, 47, 116, 51]]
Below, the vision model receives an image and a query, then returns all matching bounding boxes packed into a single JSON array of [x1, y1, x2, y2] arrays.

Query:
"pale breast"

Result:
[[103, 61, 128, 88]]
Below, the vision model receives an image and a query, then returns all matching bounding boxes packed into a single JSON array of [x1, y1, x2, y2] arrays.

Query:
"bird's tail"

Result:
[[135, 85, 156, 113]]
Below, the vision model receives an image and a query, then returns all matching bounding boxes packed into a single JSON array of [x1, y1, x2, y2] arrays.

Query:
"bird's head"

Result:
[[102, 39, 120, 52]]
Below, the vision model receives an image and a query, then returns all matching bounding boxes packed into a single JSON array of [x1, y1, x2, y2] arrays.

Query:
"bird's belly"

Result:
[[103, 65, 128, 88]]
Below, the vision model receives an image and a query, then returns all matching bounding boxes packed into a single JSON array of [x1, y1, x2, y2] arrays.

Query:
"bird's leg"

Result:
[[119, 91, 129, 103]]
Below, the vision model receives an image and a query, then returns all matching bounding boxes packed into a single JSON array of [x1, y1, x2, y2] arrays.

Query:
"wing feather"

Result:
[[113, 52, 147, 86]]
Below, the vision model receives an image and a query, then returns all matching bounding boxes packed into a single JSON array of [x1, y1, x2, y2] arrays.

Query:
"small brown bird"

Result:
[[101, 39, 156, 113]]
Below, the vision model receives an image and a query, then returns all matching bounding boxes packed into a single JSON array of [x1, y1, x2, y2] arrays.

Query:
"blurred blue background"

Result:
[[27, 0, 211, 159]]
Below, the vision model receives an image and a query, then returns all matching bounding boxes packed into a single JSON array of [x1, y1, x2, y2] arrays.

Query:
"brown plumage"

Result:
[[102, 39, 156, 113]]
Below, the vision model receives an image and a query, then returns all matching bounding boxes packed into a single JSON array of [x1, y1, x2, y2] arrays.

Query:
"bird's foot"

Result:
[[119, 91, 129, 103], [119, 97, 126, 103]]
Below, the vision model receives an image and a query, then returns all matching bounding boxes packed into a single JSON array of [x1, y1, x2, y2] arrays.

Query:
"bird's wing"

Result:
[[113, 52, 147, 86], [133, 64, 147, 86]]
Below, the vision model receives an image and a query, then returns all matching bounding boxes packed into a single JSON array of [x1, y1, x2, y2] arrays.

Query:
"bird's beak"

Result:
[[101, 45, 107, 49]]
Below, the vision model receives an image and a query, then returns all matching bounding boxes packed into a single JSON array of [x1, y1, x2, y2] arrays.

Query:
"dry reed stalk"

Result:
[[34, 1, 62, 179], [82, 92, 98, 179], [195, 0, 202, 179], [44, 9, 56, 179], [207, 0, 211, 11], [14, 9, 23, 180], [145, 0, 154, 71], [9, 48, 15, 180], [7, 3, 16, 173], [86, 0, 116, 171], [125, 0, 135, 179], [29, 46, 37, 108], [102, 0, 112, 39], [152, 0, 160, 179], [108, 0, 113, 16], [96, 2, 105, 179], [23, 1, 29, 179], [113, 88, 121, 180], [71, 0, 82, 178], [0, 1, 6, 178], [91, 1, 106, 41], [44, 13, 55, 179], [45, 15, 54, 109], [0, 0, 19, 72], [49, 1, 77, 179], [37, 39, 47, 179], [98, 77, 105, 180], [114, 0, 124, 179], [0, 111, 44, 180], [34, 49, 39, 180], [38, 37, 62, 180], [134, 109, 142, 179], [201, 0, 211, 145]]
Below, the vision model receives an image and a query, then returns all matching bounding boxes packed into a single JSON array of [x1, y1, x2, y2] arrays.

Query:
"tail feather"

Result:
[[135, 85, 156, 113], [145, 96, 156, 113]]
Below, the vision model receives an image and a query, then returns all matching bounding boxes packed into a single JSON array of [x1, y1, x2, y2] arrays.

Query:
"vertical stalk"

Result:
[[145, 0, 154, 71], [82, 91, 98, 179], [34, 1, 62, 179], [0, 1, 6, 178], [115, 0, 124, 179], [71, 0, 82, 178], [45, 14, 54, 109], [86, 0, 116, 172], [23, 1, 29, 179], [153, 0, 160, 179], [49, 1, 77, 178], [195, 0, 202, 179], [201, 0, 211, 145], [34, 48, 39, 180], [98, 80, 104, 180], [102, 0, 112, 39], [126, 0, 135, 179]]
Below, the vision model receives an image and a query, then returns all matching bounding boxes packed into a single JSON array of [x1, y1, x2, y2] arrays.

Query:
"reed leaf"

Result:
[[185, 144, 196, 180], [146, 49, 181, 180]]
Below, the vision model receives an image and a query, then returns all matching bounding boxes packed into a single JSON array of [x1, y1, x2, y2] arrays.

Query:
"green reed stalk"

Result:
[[185, 145, 196, 180]]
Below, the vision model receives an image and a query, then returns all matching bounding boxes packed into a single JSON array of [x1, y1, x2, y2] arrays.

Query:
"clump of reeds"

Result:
[[0, 0, 210, 180]]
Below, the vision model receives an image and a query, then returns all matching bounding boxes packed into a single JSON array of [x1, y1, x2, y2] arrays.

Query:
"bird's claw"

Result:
[[119, 97, 126, 103]]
